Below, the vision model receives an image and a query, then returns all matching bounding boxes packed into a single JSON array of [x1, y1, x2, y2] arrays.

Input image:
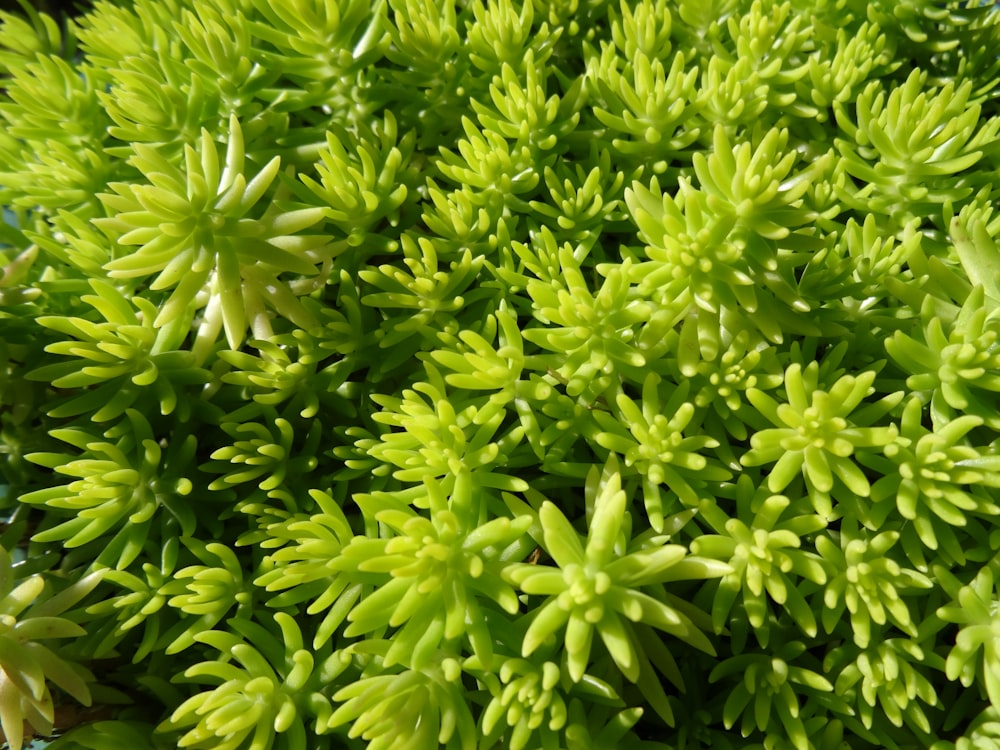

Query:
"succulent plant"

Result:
[[3, 0, 1000, 748]]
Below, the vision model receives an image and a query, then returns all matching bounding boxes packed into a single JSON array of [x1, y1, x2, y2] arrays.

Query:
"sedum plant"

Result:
[[3, 0, 1000, 748]]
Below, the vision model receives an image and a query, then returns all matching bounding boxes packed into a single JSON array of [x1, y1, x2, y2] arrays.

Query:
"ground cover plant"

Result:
[[2, 0, 1000, 747]]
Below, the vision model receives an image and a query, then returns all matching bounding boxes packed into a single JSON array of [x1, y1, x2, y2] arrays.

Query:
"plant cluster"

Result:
[[2, 0, 1000, 748]]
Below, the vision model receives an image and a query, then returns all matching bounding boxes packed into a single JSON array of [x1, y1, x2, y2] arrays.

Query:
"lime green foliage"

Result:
[[740, 363, 901, 516], [834, 69, 1000, 228], [334, 474, 531, 668], [945, 709, 1000, 750], [95, 115, 330, 353], [692, 487, 827, 645], [816, 525, 933, 648], [593, 373, 732, 528], [0, 547, 101, 750], [3, 1, 1000, 748], [20, 410, 197, 568], [504, 458, 728, 692], [326, 641, 476, 750], [711, 640, 839, 750], [827, 638, 941, 735], [886, 286, 1000, 429], [938, 567, 1000, 708], [163, 613, 334, 750], [27, 281, 210, 421]]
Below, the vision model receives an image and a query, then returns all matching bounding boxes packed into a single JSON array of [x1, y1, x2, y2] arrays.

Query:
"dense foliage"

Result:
[[3, 0, 1000, 747]]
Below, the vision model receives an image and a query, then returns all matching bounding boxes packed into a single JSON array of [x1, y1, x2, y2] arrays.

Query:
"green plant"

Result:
[[3, 0, 1000, 748], [0, 547, 102, 750]]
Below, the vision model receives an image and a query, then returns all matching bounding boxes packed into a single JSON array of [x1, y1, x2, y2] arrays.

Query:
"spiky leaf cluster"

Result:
[[3, 1, 1000, 749]]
